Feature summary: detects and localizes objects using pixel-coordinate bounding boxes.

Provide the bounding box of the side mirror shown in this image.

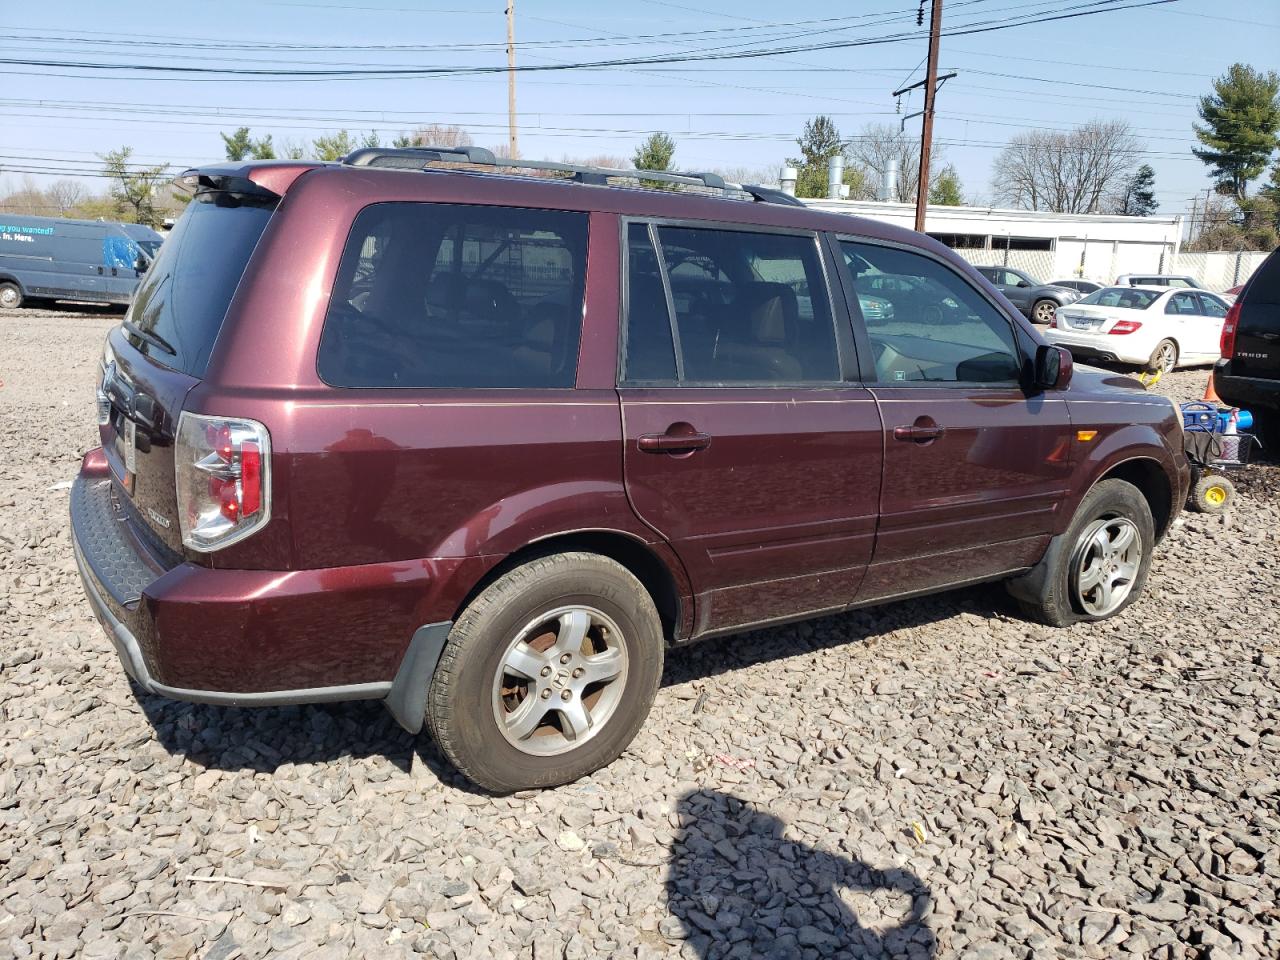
[1016,280,1031,288]
[134,255,149,274]
[1035,344,1073,390]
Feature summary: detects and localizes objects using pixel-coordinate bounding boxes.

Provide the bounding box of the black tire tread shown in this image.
[427,551,662,793]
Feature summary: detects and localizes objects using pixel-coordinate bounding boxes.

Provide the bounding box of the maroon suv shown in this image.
[72,147,1190,792]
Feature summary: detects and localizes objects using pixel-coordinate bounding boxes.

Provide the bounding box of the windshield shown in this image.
[1077,287,1161,310]
[137,239,163,259]
[125,192,275,377]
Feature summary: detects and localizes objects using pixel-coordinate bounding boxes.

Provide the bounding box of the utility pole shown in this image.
[915,0,942,232]
[506,0,518,158]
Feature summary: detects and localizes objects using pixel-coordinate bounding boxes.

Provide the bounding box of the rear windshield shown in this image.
[317,202,588,388]
[125,193,275,377]
[1077,287,1161,310]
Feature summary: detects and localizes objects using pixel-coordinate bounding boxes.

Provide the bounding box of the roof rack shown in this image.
[341,146,803,207]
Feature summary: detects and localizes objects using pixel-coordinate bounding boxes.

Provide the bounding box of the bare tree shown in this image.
[397,124,474,149]
[992,120,1140,214]
[46,180,88,216]
[845,123,937,202]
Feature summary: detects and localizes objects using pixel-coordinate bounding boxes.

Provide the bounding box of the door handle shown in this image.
[893,424,945,443]
[638,431,711,453]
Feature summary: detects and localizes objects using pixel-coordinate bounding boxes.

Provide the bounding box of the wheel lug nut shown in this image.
[572,668,584,679]
[540,689,551,699]
[540,666,552,677]
[560,690,572,701]
[560,653,572,664]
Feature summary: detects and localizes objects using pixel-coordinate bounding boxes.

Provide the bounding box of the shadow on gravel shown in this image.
[661,582,1011,689]
[130,584,1009,790]
[667,789,935,960]
[131,689,487,792]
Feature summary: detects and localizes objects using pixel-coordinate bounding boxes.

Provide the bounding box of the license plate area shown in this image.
[111,412,137,493]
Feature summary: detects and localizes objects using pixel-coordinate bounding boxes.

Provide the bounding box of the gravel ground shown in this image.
[2,307,1278,960]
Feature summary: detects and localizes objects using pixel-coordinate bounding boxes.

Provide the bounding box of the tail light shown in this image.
[1220,300,1240,357]
[175,412,272,551]
[1111,320,1142,335]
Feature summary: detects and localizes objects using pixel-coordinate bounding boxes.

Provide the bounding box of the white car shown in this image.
[1045,285,1230,372]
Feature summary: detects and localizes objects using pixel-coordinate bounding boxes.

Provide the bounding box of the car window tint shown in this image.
[841,241,1022,385]
[622,223,677,382]
[318,202,587,388]
[652,226,839,384]
[1198,294,1227,318]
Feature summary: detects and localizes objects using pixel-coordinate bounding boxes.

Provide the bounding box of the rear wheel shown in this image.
[0,282,22,310]
[1031,299,1058,324]
[1191,474,1234,513]
[1008,478,1155,627]
[1148,339,1178,373]
[427,552,664,793]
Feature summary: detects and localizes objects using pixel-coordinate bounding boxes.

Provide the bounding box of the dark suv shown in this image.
[1215,247,1280,448]
[72,148,1189,792]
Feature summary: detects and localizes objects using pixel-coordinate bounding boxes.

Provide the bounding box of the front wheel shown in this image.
[1148,338,1178,373]
[427,552,664,793]
[1031,299,1058,324]
[1007,478,1155,627]
[0,282,22,310]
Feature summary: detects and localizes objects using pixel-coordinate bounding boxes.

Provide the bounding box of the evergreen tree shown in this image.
[1115,164,1158,216]
[1193,63,1280,200]
[928,164,964,206]
[312,130,357,162]
[633,133,676,171]
[220,127,254,161]
[787,116,845,199]
[250,134,276,160]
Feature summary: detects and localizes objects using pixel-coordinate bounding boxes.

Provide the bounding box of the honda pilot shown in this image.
[73,148,1190,792]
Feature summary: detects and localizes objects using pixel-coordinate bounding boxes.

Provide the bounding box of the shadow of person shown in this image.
[666,789,936,960]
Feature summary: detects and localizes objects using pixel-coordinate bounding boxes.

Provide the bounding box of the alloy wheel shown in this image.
[491,605,628,757]
[1033,300,1057,324]
[1070,516,1142,616]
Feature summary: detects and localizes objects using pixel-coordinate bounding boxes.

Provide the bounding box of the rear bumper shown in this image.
[70,453,464,731]
[1214,361,1280,412]
[1043,331,1142,365]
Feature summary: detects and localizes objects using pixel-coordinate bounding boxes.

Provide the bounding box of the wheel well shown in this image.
[453,532,683,644]
[1097,458,1174,540]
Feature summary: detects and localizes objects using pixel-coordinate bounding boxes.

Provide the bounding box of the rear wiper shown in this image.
[123,318,176,356]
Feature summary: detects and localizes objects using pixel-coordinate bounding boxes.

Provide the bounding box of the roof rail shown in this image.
[339,146,797,206]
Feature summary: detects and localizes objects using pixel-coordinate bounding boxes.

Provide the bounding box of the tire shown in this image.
[1007,478,1155,627]
[1190,474,1234,514]
[1031,299,1058,325]
[1148,339,1178,373]
[427,551,664,793]
[1252,410,1280,457]
[0,282,22,310]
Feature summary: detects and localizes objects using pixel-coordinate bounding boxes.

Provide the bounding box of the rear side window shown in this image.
[318,203,587,389]
[841,240,1021,385]
[620,223,839,384]
[127,193,275,377]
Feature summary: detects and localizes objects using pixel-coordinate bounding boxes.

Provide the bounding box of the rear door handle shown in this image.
[893,424,945,443]
[638,432,711,453]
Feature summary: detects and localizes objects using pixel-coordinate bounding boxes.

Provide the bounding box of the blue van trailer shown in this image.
[0,216,165,310]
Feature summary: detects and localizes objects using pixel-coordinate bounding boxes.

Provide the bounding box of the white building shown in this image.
[803,198,1185,286]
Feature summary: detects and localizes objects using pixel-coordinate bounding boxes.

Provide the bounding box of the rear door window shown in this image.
[126,194,275,377]
[1166,292,1199,315]
[841,240,1022,385]
[619,224,839,385]
[318,203,588,388]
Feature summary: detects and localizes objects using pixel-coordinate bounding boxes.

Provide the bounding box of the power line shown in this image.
[0,0,1181,81]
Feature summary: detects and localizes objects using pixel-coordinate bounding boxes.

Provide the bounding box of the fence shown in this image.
[950,246,1268,293]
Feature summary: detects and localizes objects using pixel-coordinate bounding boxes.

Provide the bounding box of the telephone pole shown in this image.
[915,0,942,232]
[506,0,518,158]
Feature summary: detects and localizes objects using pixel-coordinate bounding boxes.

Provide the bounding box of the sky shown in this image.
[2,0,1278,223]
